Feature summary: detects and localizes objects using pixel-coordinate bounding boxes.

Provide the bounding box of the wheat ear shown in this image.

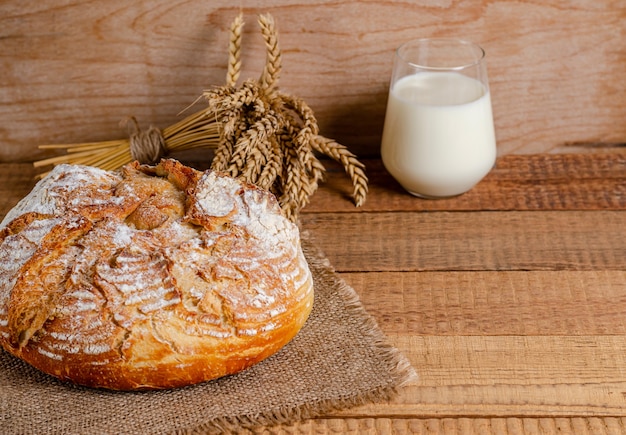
[258,13,281,93]
[279,143,305,221]
[226,13,244,87]
[312,135,369,207]
[256,137,283,191]
[227,114,279,176]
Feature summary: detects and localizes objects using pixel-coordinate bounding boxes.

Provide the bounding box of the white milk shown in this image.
[381,72,496,197]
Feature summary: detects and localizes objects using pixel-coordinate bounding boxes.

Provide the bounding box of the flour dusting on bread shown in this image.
[0,159,313,390]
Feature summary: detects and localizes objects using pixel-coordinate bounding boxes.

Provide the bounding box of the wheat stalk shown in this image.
[280,143,305,221]
[258,13,281,94]
[256,137,283,190]
[311,135,369,207]
[226,13,244,87]
[34,108,220,178]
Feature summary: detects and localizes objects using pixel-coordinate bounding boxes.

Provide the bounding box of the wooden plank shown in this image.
[3,165,625,274]
[1,1,625,162]
[301,211,626,272]
[304,153,626,213]
[258,417,626,434]
[2,151,625,219]
[342,271,626,336]
[329,335,626,418]
[288,417,626,434]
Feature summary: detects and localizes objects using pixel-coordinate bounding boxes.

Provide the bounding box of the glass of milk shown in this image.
[381,38,496,198]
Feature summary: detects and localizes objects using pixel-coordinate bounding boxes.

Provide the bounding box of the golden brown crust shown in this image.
[0,159,313,390]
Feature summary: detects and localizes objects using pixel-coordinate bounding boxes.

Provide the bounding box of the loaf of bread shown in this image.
[0,159,314,390]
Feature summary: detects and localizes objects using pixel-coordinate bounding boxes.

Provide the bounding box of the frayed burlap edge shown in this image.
[184,231,417,434]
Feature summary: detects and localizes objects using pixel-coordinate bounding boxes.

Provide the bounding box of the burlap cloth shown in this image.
[0,232,416,434]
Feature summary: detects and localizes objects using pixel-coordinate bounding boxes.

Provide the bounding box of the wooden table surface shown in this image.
[1,150,625,434]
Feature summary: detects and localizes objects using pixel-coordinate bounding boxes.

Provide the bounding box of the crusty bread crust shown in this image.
[0,159,313,390]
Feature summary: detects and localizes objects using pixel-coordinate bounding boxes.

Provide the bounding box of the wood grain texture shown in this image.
[1,0,625,163]
[343,271,626,336]
[332,335,626,417]
[306,153,626,212]
[257,417,626,434]
[301,211,626,272]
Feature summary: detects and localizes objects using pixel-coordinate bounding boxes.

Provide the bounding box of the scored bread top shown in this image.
[0,159,313,390]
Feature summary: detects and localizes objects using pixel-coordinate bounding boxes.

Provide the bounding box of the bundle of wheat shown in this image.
[35,111,219,173]
[33,13,367,221]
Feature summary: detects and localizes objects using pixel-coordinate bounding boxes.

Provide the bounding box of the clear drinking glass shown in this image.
[381,38,496,198]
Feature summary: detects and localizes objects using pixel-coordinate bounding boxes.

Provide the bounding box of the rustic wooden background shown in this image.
[1,0,625,163]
